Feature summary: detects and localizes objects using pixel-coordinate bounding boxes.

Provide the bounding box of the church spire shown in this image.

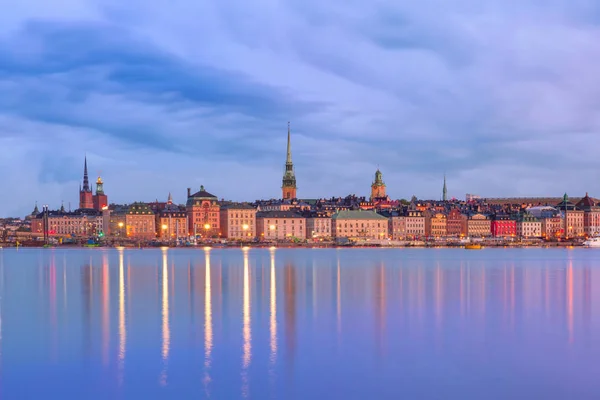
[282,121,297,200]
[442,173,448,201]
[82,155,90,192]
[167,192,173,204]
[286,121,293,165]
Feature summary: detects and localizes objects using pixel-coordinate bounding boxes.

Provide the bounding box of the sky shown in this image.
[1,0,600,217]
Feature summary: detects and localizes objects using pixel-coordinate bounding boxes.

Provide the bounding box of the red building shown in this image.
[79,156,108,211]
[491,214,517,237]
[446,208,463,237]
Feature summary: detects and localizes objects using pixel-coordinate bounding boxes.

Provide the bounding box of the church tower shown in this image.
[79,156,94,209]
[370,169,386,200]
[282,122,297,199]
[442,174,448,201]
[93,175,108,210]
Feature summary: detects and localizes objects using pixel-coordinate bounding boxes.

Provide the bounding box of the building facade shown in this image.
[220,203,257,240]
[331,210,388,240]
[186,186,220,238]
[405,209,426,239]
[78,156,108,211]
[541,216,563,239]
[157,194,188,239]
[31,209,104,237]
[124,203,156,239]
[491,214,517,237]
[461,213,491,237]
[257,211,305,240]
[424,211,447,238]
[446,208,463,237]
[556,194,585,238]
[576,193,600,237]
[305,212,332,239]
[516,213,542,238]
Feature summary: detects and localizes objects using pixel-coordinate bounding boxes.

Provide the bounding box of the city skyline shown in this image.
[2,1,600,217]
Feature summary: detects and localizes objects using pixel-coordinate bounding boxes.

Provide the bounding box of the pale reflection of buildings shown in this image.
[203,248,213,393]
[241,249,252,398]
[270,249,277,365]
[160,248,170,386]
[101,253,110,366]
[284,261,296,365]
[118,249,126,386]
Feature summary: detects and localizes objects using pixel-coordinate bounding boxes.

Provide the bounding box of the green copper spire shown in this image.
[443,174,448,201]
[282,122,296,190]
[286,121,293,165]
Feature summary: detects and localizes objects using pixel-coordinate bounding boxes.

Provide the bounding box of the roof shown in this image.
[332,210,388,220]
[221,203,257,210]
[576,193,598,210]
[189,185,217,199]
[256,211,304,219]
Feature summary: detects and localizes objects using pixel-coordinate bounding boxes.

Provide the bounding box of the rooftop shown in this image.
[332,210,388,220]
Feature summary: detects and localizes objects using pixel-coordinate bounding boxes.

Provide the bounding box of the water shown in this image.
[0,247,599,399]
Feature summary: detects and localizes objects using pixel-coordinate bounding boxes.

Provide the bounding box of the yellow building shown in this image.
[331,210,388,240]
[424,211,447,238]
[220,203,257,240]
[257,211,305,240]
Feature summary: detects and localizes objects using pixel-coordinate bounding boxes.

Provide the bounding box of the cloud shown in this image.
[1,0,600,216]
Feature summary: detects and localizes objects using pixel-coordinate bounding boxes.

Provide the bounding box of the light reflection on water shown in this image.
[0,248,599,399]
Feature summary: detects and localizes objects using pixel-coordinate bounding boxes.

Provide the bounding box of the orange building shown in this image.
[424,211,447,238]
[186,185,220,238]
[370,169,386,200]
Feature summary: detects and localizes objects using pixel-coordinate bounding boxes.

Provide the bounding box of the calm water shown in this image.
[0,247,599,399]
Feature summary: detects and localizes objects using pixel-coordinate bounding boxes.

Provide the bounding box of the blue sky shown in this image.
[1,0,600,217]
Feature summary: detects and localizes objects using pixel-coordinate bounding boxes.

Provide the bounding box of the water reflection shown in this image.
[203,248,212,394]
[241,249,251,398]
[160,248,170,386]
[1,249,599,399]
[118,249,126,386]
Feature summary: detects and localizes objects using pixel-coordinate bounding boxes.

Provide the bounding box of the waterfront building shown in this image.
[491,213,517,237]
[281,123,297,200]
[424,211,447,238]
[576,193,600,237]
[541,216,563,239]
[405,209,426,239]
[125,203,156,239]
[257,211,305,240]
[556,194,585,238]
[186,185,220,238]
[446,208,463,237]
[379,210,406,240]
[331,210,388,240]
[31,208,104,237]
[516,213,542,238]
[156,193,188,239]
[461,213,491,237]
[304,212,332,240]
[220,203,257,240]
[370,169,386,200]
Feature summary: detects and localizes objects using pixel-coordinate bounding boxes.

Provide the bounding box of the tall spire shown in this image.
[282,121,297,200]
[286,121,293,165]
[82,155,90,192]
[442,173,448,201]
[167,192,173,204]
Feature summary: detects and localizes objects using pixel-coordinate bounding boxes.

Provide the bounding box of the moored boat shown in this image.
[465,243,482,250]
[583,237,600,248]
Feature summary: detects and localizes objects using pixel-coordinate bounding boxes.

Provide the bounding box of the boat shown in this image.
[583,237,600,248]
[465,243,482,250]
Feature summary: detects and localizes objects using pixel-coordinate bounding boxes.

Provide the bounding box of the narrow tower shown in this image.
[442,174,448,201]
[93,175,108,210]
[282,122,297,199]
[79,156,94,209]
[370,169,386,200]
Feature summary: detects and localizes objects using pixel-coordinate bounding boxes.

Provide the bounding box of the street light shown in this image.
[118,221,124,237]
[161,224,168,239]
[242,224,249,237]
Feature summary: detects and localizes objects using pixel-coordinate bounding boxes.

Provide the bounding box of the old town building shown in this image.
[31,208,104,237]
[124,203,156,239]
[186,185,220,238]
[156,193,188,239]
[556,194,585,238]
[380,210,406,240]
[405,209,426,239]
[281,123,297,200]
[576,193,600,237]
[491,213,517,237]
[461,213,491,237]
[257,211,305,240]
[331,210,388,240]
[446,208,463,237]
[305,212,332,239]
[516,213,542,238]
[220,203,257,240]
[424,211,447,238]
[541,216,563,239]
